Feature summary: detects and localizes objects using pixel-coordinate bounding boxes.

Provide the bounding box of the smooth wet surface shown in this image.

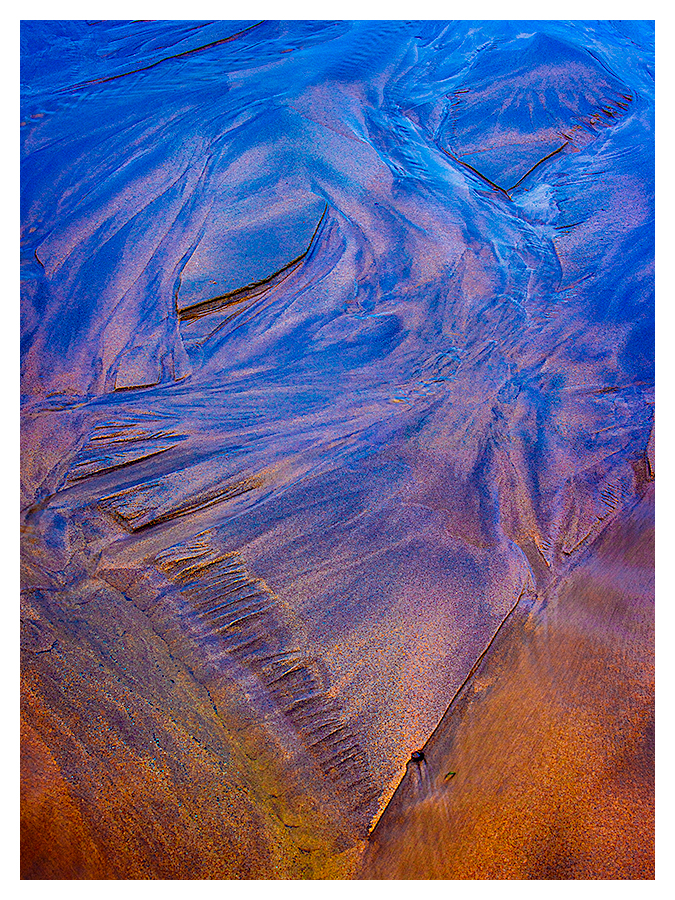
[21,20,654,879]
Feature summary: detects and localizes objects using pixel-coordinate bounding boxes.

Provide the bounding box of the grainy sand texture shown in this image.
[21,20,654,880]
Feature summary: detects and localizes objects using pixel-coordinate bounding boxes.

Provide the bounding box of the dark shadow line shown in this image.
[508,142,570,192]
[366,586,526,839]
[67,447,172,483]
[440,146,512,201]
[432,586,527,732]
[178,204,329,323]
[60,21,265,92]
[179,257,304,323]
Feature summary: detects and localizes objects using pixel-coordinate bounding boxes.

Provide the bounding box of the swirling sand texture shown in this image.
[20,20,654,879]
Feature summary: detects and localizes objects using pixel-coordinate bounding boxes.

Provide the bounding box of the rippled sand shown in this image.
[21,20,654,879]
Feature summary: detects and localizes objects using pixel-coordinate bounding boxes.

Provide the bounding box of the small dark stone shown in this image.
[411,750,425,761]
